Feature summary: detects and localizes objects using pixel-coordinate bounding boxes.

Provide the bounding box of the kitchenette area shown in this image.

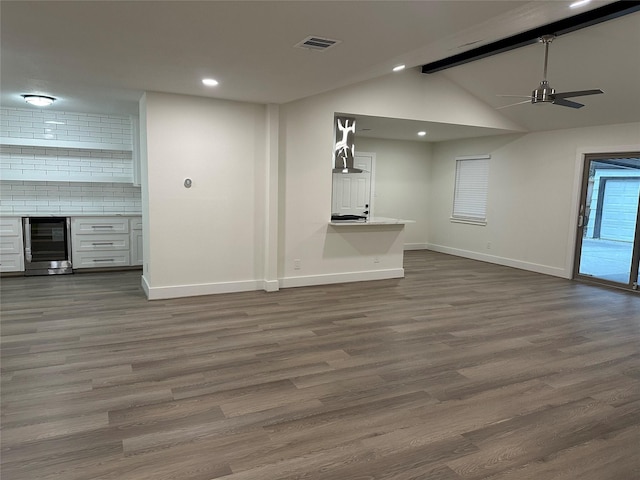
[0,106,142,276]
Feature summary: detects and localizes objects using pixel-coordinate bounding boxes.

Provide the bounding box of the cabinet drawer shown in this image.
[73,251,131,269]
[130,217,142,230]
[0,236,23,255]
[0,253,24,272]
[72,217,129,234]
[0,218,22,236]
[73,234,130,252]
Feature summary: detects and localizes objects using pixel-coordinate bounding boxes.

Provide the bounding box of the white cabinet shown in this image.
[0,217,24,273]
[130,217,143,266]
[71,217,131,269]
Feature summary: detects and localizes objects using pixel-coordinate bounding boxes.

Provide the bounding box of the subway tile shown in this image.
[65,119,89,127]
[20,127,46,134]
[13,121,34,128]
[0,146,22,154]
[64,206,84,213]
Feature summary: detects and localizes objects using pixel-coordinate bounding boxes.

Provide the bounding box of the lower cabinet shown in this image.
[130,217,143,266]
[0,217,24,273]
[71,216,141,270]
[0,215,142,273]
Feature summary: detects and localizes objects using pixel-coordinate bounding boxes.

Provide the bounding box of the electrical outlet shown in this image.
[294,259,301,270]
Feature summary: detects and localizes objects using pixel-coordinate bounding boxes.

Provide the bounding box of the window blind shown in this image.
[452,155,490,223]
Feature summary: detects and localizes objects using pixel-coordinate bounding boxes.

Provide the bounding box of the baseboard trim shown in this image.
[145,279,262,300]
[141,274,150,298]
[262,279,280,292]
[141,270,402,299]
[404,243,429,251]
[426,244,569,278]
[279,268,404,289]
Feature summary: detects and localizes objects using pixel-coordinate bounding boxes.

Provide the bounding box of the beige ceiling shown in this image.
[1,1,638,141]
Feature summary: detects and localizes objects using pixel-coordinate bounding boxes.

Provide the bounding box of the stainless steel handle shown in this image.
[23,218,32,262]
[93,258,115,262]
[91,225,114,229]
[92,242,114,246]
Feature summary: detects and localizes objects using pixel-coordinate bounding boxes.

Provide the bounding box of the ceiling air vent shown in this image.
[295,36,341,51]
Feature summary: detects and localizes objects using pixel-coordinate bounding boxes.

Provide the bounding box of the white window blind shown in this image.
[452,155,490,224]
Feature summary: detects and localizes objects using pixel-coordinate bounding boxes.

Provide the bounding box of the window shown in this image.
[451,154,490,225]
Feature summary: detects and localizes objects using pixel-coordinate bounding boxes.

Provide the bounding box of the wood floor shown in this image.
[1,250,639,480]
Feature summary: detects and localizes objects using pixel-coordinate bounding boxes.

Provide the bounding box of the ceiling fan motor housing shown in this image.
[532,80,555,104]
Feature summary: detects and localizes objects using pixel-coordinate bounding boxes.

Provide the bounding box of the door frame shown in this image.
[571,149,640,291]
[355,151,377,217]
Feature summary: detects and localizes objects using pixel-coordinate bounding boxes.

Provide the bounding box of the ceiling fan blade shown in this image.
[553,98,584,109]
[554,89,604,99]
[497,94,531,98]
[497,99,532,109]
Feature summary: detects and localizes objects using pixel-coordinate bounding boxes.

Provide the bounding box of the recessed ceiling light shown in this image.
[392,64,406,72]
[22,94,56,107]
[569,0,590,8]
[202,78,219,87]
[417,131,427,136]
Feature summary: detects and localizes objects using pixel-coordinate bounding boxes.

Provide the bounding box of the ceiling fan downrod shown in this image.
[532,35,557,104]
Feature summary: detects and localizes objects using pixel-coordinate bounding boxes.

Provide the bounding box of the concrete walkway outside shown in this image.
[578,238,637,284]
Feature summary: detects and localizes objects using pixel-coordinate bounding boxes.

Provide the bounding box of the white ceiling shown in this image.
[1,1,638,141]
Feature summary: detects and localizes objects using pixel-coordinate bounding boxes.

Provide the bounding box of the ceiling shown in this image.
[1,1,639,142]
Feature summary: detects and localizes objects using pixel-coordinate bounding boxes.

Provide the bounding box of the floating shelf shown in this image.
[0,169,134,184]
[0,137,132,152]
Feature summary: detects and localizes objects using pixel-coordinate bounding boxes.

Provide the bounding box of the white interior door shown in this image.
[331,153,374,217]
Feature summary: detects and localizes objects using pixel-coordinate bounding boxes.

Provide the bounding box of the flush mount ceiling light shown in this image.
[202,78,219,87]
[392,64,406,72]
[22,94,56,107]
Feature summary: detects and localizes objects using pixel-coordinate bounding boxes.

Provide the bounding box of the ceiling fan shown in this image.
[498,35,603,109]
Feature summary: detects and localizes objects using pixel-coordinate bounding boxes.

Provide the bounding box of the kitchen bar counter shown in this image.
[329,216,414,226]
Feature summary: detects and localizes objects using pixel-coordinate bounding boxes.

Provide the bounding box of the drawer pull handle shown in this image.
[93,258,115,262]
[92,242,114,246]
[91,225,114,229]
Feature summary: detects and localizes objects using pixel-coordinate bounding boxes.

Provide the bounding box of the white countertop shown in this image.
[3,213,141,218]
[329,216,414,226]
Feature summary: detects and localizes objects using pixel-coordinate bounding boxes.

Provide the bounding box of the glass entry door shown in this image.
[574,154,640,290]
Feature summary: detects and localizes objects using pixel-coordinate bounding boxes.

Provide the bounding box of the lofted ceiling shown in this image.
[1,1,638,141]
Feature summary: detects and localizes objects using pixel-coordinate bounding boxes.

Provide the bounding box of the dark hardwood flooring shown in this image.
[1,250,639,480]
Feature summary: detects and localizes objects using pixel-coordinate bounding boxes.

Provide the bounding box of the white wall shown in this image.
[140,92,268,299]
[279,69,522,286]
[428,122,640,278]
[356,137,431,249]
[137,71,637,299]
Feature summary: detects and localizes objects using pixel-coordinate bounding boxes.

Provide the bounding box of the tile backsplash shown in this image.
[1,145,133,181]
[0,181,141,215]
[1,107,140,215]
[0,107,132,146]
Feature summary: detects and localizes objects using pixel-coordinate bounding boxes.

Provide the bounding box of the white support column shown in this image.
[263,104,280,292]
